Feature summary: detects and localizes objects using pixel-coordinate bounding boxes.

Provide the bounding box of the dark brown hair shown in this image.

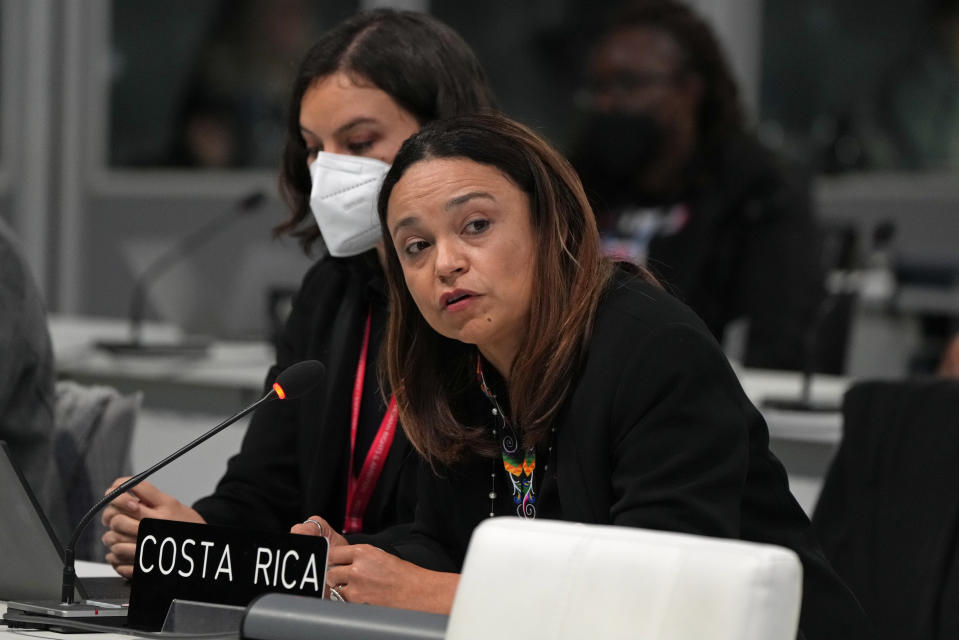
[275,9,498,253]
[377,113,636,466]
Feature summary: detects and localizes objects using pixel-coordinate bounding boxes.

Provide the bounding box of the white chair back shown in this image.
[447,518,802,640]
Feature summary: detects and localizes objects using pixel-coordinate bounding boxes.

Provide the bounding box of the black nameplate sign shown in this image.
[127,518,329,630]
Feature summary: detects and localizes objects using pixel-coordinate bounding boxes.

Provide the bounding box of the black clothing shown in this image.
[193,253,419,536]
[812,380,959,640]
[586,134,825,370]
[388,271,870,640]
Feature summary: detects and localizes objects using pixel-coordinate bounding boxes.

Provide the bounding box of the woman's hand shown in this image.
[290,515,348,547]
[326,544,459,614]
[290,515,350,599]
[99,478,206,579]
[290,516,459,612]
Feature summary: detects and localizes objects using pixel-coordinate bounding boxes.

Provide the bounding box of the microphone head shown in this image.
[239,190,267,212]
[272,360,325,400]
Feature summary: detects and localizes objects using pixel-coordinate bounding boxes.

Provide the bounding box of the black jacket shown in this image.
[193,254,419,536]
[389,271,870,640]
[610,135,826,370]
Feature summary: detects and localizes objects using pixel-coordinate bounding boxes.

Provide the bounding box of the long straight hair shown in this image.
[377,114,634,466]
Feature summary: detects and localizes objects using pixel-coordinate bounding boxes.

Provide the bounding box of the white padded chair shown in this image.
[447,518,802,640]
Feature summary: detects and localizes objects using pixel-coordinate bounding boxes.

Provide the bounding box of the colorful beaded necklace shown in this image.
[476,356,537,519]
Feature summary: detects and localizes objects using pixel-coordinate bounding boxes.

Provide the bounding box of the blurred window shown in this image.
[108,0,357,168]
[109,0,959,177]
[760,0,959,174]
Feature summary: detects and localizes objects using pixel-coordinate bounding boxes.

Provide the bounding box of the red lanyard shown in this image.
[344,309,398,534]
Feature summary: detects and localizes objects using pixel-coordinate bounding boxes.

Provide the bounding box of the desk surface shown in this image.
[50,315,271,413]
[50,315,270,392]
[736,367,847,444]
[0,620,123,640]
[1,563,128,639]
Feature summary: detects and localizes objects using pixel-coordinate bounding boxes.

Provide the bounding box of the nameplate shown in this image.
[127,518,329,630]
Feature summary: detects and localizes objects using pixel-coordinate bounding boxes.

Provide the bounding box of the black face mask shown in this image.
[570,111,665,210]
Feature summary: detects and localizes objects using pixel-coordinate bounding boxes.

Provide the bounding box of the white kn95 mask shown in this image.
[308,151,390,257]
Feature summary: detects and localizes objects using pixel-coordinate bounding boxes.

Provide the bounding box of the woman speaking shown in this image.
[295,114,871,638]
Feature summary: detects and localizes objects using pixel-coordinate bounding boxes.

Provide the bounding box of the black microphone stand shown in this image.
[762,292,844,413]
[98,191,265,355]
[3,359,323,623]
[61,388,277,604]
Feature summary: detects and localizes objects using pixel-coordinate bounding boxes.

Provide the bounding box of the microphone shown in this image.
[54,359,325,607]
[96,190,267,355]
[761,292,845,413]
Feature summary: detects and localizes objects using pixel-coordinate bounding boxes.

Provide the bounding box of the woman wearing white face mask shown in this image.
[99,8,497,579]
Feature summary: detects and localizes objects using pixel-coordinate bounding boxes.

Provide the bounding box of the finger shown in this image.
[104,553,135,579]
[101,504,121,527]
[105,476,133,494]
[102,483,141,513]
[325,565,351,588]
[327,529,349,547]
[102,491,142,518]
[328,544,357,566]
[101,505,124,529]
[107,541,138,565]
[101,528,137,548]
[125,480,168,508]
[291,524,322,536]
[104,512,142,538]
[291,516,330,537]
[129,500,175,522]
[290,523,323,536]
[336,583,354,603]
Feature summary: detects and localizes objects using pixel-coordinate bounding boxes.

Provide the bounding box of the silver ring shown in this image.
[329,585,346,602]
[303,519,324,535]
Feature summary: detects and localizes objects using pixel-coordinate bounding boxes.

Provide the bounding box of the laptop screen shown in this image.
[0,440,80,601]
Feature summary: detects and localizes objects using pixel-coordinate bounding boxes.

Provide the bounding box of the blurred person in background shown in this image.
[100,8,497,578]
[170,0,319,167]
[0,217,57,505]
[570,0,826,370]
[862,0,959,170]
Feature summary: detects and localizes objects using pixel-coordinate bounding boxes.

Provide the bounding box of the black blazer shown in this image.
[193,254,419,536]
[647,134,825,370]
[389,271,871,640]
